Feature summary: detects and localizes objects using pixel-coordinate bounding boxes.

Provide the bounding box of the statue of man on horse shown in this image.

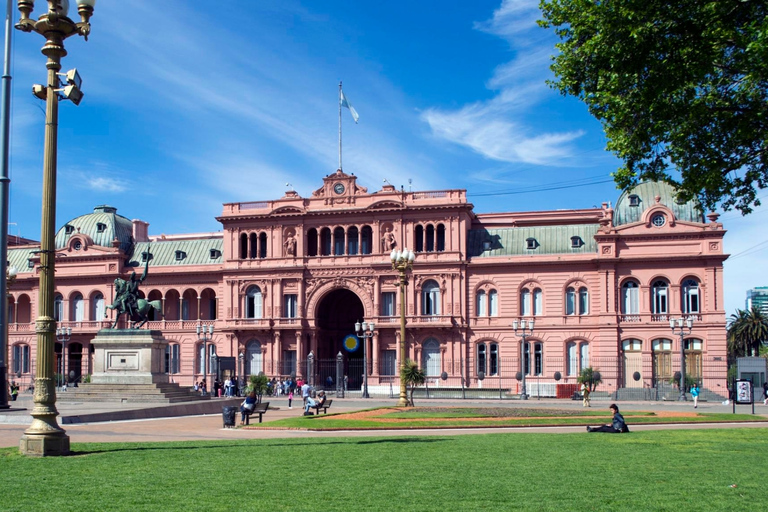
[105,246,162,328]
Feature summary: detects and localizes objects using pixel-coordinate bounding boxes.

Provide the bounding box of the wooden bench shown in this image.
[243,401,269,425]
[311,399,333,415]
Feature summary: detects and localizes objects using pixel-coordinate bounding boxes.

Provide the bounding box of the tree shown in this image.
[247,373,269,403]
[539,1,768,214]
[727,306,768,358]
[400,359,426,407]
[577,367,602,393]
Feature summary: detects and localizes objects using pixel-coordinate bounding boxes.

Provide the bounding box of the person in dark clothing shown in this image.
[587,404,629,433]
[240,391,257,423]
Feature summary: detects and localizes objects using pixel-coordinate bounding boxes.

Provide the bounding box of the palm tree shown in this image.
[401,359,425,407]
[727,306,768,357]
[577,367,602,392]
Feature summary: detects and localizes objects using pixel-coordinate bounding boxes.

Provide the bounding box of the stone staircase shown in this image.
[57,382,210,404]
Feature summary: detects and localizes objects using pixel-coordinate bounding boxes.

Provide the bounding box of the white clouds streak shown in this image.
[422,0,582,166]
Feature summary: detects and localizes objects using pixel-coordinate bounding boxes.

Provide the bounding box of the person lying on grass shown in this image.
[587,403,629,433]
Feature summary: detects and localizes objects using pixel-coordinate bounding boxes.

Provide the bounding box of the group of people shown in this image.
[194,377,243,397]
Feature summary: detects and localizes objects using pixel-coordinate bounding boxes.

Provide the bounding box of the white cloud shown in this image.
[86,176,129,193]
[422,0,581,167]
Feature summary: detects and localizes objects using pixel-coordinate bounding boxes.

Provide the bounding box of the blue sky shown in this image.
[5,0,765,315]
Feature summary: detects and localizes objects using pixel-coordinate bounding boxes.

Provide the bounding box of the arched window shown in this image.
[414,225,424,252]
[249,233,258,259]
[347,226,359,255]
[566,341,589,375]
[240,233,248,259]
[520,289,531,316]
[245,286,263,319]
[333,227,345,256]
[652,339,673,382]
[422,280,441,316]
[477,342,500,377]
[422,338,441,376]
[71,293,84,322]
[320,228,332,256]
[489,290,498,317]
[578,287,589,315]
[197,343,216,374]
[565,287,576,315]
[436,224,445,251]
[682,279,700,314]
[476,290,486,316]
[621,281,640,315]
[12,344,30,374]
[92,292,105,321]
[54,294,63,322]
[360,225,373,255]
[651,280,669,315]
[246,340,263,376]
[307,228,318,256]
[166,343,181,374]
[259,232,267,258]
[426,224,435,252]
[533,288,543,316]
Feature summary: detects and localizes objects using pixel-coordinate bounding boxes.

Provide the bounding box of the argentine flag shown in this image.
[340,90,360,123]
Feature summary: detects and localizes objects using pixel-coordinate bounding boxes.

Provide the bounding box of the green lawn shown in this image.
[1,429,767,511]
[261,407,761,429]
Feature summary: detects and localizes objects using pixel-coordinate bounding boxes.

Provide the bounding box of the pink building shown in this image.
[6,171,728,398]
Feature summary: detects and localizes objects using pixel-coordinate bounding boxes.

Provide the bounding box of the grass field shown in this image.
[1,429,767,511]
[256,406,763,430]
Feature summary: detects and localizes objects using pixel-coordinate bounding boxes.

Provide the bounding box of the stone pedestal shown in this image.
[91,329,169,385]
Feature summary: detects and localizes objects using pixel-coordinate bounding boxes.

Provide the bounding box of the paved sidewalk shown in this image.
[2,396,766,448]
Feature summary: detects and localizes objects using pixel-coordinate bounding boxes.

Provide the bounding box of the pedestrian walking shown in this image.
[288,389,293,409]
[690,383,700,408]
[581,382,591,407]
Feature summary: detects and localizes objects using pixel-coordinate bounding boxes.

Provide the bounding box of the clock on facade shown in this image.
[333,183,345,195]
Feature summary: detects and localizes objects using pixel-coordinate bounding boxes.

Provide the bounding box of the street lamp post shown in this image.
[512,318,534,400]
[55,327,70,390]
[0,265,17,409]
[196,324,214,396]
[670,316,693,401]
[355,320,374,399]
[391,247,415,407]
[16,0,97,456]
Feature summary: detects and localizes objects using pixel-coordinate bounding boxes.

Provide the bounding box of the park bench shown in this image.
[243,401,270,425]
[311,399,333,415]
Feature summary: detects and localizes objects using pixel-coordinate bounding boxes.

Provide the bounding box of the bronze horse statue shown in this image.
[105,247,163,328]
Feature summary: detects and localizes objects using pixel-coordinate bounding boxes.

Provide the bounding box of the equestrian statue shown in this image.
[105,246,163,329]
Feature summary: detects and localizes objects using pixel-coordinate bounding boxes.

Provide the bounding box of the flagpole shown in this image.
[338,81,342,170]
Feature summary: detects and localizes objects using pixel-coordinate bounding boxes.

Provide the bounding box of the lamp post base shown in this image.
[520,393,529,400]
[19,428,70,457]
[396,397,410,407]
[678,393,687,401]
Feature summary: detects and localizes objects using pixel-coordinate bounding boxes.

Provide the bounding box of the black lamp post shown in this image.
[196,324,214,396]
[512,318,534,400]
[355,320,374,399]
[670,317,693,401]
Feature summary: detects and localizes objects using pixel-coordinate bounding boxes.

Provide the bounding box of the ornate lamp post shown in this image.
[55,327,71,389]
[670,316,693,401]
[16,0,97,456]
[512,318,534,400]
[196,324,214,396]
[355,320,374,399]
[391,247,415,406]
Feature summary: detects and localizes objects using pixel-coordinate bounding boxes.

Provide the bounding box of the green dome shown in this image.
[55,205,134,253]
[613,182,704,226]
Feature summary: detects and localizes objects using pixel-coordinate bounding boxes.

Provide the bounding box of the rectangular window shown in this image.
[381,292,396,317]
[566,289,576,315]
[489,291,498,317]
[521,290,530,316]
[282,350,297,375]
[533,289,543,316]
[12,345,20,374]
[166,344,181,374]
[381,350,396,376]
[579,288,589,315]
[490,343,498,376]
[534,343,543,376]
[476,291,486,316]
[283,294,298,318]
[181,299,189,320]
[477,344,486,375]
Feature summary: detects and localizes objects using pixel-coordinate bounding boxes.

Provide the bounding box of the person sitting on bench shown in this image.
[240,391,257,423]
[587,404,629,433]
[304,390,326,414]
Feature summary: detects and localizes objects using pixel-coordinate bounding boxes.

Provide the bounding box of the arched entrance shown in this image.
[315,288,365,389]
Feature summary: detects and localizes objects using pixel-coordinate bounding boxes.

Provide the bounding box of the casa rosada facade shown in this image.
[6,171,729,398]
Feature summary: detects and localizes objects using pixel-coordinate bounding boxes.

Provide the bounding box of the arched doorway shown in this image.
[315,288,364,389]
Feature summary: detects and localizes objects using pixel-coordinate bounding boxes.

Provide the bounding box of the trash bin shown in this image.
[222,406,237,428]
